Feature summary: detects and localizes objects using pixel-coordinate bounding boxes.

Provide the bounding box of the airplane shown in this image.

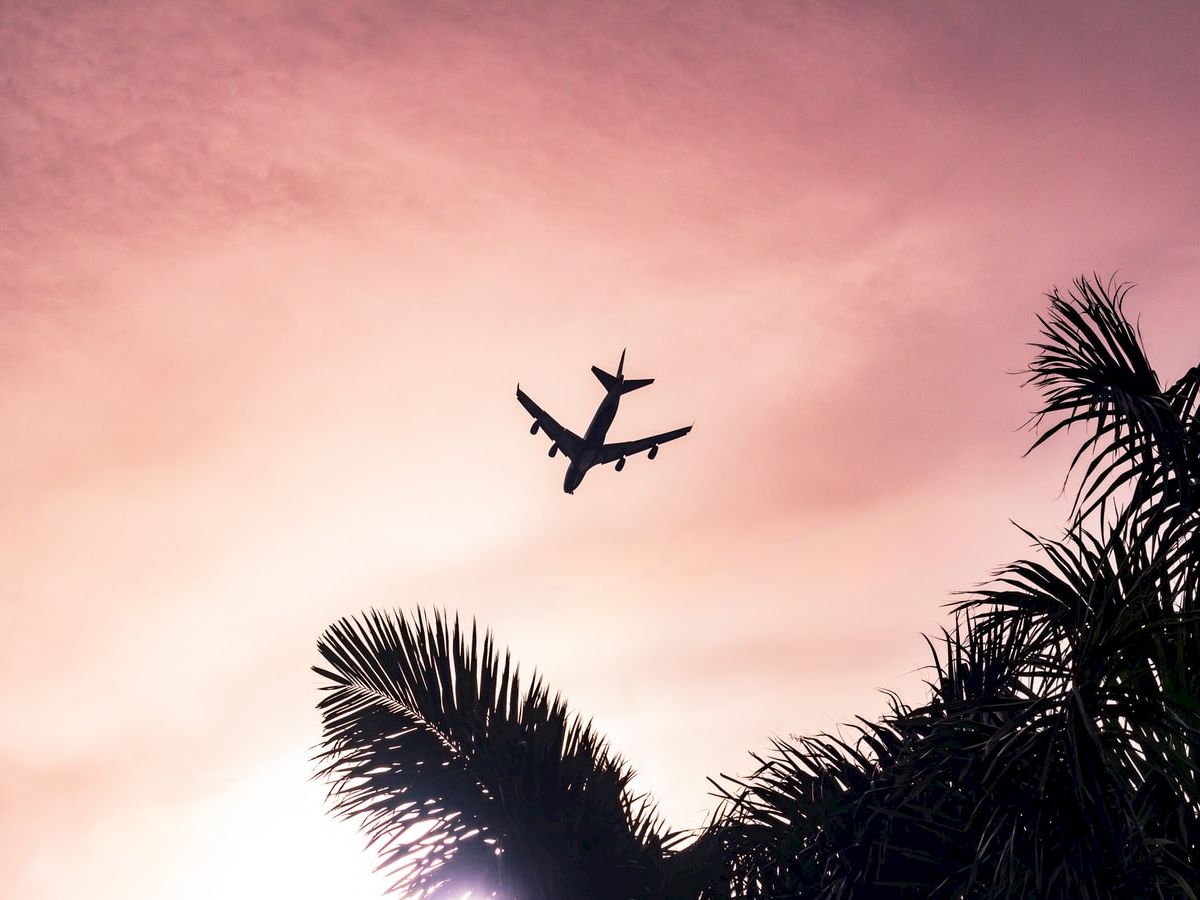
[516,350,692,494]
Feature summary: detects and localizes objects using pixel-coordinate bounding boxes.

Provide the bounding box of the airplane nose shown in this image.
[564,466,582,493]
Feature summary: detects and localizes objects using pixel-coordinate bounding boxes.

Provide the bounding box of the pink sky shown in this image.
[5,2,1200,897]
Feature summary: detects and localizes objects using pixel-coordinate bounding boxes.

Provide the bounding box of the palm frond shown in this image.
[1023,275,1195,525]
[953,521,1200,896]
[314,609,669,899]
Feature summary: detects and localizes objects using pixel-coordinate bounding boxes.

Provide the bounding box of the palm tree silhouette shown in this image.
[314,610,697,898]
[314,276,1199,898]
[707,278,1200,898]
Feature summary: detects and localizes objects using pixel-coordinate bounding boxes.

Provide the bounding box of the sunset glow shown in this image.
[6,2,1200,897]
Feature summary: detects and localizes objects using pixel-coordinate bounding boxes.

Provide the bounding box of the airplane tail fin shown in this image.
[593,350,652,393]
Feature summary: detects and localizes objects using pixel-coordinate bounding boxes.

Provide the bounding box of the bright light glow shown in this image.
[165,751,391,900]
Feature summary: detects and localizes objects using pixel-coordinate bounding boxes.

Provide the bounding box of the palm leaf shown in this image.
[314,609,669,899]
[1023,275,1195,525]
[954,519,1200,896]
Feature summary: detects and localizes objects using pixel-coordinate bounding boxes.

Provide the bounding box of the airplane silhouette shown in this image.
[516,350,692,494]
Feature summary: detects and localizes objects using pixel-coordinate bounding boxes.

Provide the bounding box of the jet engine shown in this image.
[548,444,558,457]
[648,445,659,460]
[615,457,626,472]
[530,422,540,435]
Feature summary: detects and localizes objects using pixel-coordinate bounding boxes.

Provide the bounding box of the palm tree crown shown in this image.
[315,609,678,898]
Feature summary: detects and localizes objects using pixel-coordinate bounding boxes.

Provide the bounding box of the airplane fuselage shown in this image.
[583,389,621,443]
[563,388,621,493]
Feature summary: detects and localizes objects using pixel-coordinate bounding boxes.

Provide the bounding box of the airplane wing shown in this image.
[516,386,583,458]
[597,425,692,465]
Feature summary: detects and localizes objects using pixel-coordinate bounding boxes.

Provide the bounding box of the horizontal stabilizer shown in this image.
[592,365,619,392]
[620,377,654,393]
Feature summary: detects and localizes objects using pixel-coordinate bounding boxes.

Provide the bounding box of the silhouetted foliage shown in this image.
[315,275,1199,898]
[314,610,680,898]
